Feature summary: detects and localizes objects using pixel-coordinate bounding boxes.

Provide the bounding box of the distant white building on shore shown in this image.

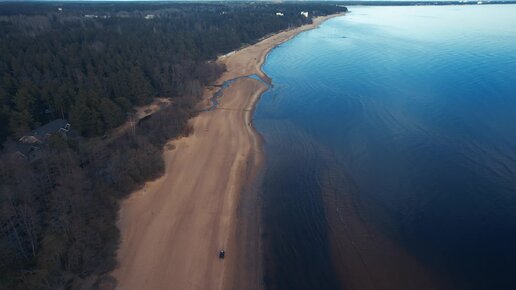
[300,11,309,18]
[145,14,156,20]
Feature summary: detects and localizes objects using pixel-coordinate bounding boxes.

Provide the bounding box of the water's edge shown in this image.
[253,16,347,290]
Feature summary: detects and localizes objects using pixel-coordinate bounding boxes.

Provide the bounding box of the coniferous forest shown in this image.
[0,2,347,290]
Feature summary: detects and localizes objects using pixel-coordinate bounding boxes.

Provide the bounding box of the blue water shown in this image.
[255,5,516,290]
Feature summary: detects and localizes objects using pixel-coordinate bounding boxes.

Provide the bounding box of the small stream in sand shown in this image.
[203,74,270,112]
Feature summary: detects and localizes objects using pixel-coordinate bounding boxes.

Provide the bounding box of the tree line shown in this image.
[0,2,347,290]
[0,2,344,141]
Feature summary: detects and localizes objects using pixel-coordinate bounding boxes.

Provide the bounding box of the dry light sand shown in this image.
[112,15,340,290]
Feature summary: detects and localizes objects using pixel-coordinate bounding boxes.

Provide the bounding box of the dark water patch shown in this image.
[318,147,452,290]
[260,121,341,290]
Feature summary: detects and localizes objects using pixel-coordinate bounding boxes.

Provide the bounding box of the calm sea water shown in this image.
[255,5,516,290]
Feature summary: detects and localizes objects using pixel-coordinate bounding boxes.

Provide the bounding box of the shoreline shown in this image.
[111,14,342,290]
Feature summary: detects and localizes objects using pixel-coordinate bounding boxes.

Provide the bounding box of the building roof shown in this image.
[20,119,69,144]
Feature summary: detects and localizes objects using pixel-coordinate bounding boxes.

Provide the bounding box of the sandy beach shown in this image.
[112,14,340,290]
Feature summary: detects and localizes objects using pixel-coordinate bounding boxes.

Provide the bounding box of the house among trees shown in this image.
[19,119,70,144]
[13,119,71,161]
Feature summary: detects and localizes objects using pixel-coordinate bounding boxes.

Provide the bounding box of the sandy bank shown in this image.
[112,14,341,290]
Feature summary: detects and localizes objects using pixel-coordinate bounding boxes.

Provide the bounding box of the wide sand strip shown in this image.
[112,15,341,290]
